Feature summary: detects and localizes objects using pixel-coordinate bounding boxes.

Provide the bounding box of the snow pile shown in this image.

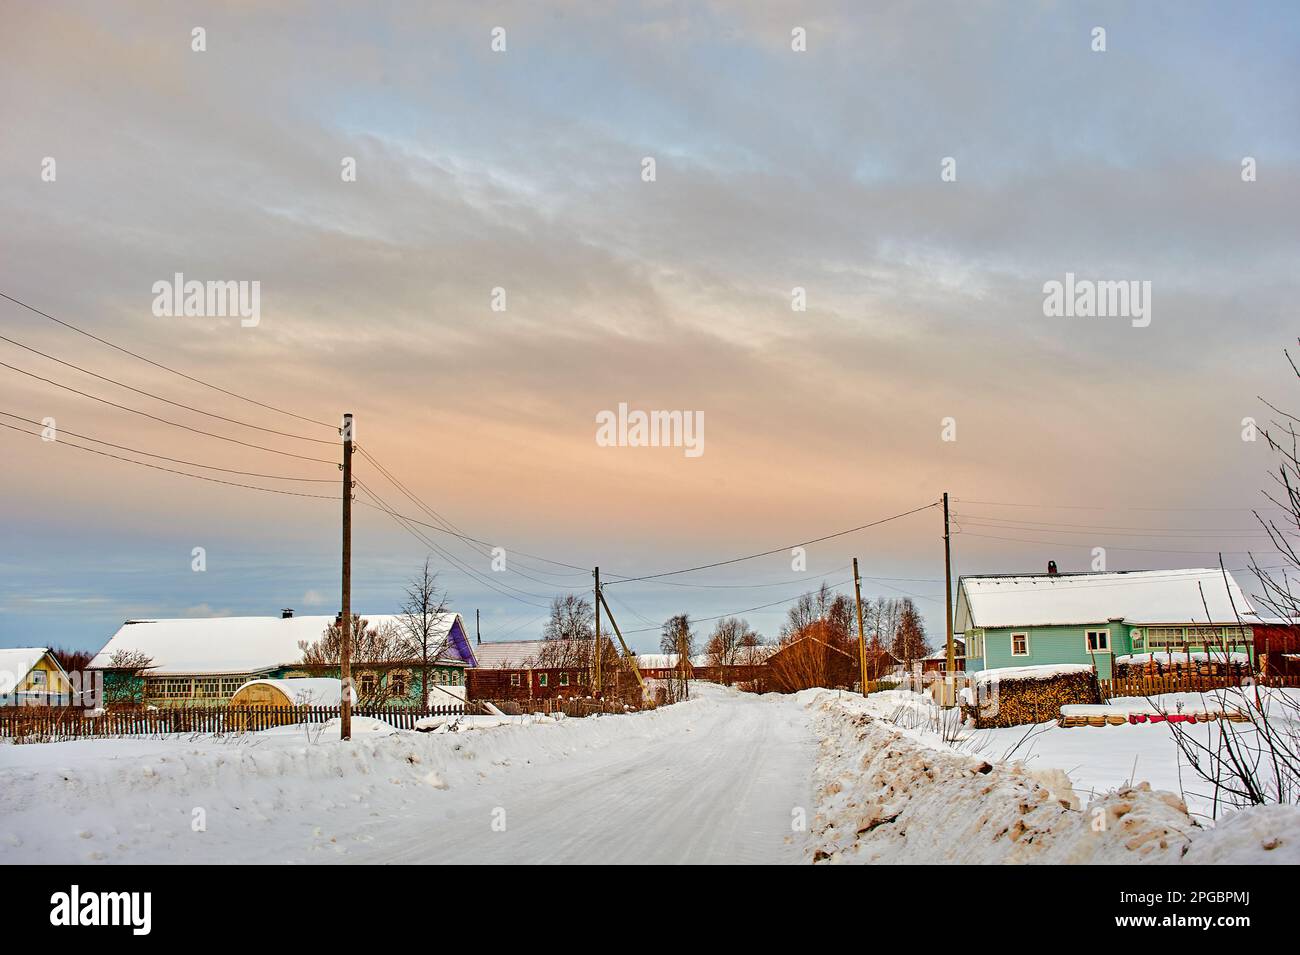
[969,663,1093,684]
[1115,651,1249,666]
[805,691,1300,864]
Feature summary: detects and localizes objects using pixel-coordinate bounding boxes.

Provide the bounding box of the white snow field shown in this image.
[3,683,1298,864]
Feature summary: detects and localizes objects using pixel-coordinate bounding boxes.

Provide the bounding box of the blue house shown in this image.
[956,568,1256,679]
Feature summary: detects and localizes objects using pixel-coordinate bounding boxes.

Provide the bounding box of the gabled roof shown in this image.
[955,569,1254,630]
[472,639,595,669]
[0,647,62,690]
[89,612,474,676]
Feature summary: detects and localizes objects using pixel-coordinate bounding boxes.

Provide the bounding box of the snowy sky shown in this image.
[2,1,1298,654]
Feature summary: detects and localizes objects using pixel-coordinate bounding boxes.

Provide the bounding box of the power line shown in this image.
[951,511,1263,535]
[617,577,859,635]
[958,530,1259,556]
[0,410,335,482]
[355,445,600,576]
[0,359,337,464]
[354,478,553,609]
[954,516,1272,540]
[605,500,940,585]
[0,289,335,429]
[0,332,334,444]
[954,497,1284,512]
[0,420,339,499]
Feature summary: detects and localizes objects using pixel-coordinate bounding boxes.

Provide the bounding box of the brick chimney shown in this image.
[1047,560,1059,576]
[281,608,294,619]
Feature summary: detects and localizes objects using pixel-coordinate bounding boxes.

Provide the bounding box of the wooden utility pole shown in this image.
[596,589,646,696]
[852,557,868,695]
[593,566,602,696]
[340,412,354,741]
[943,491,955,680]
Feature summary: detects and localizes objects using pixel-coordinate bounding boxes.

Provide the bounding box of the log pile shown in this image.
[961,666,1100,729]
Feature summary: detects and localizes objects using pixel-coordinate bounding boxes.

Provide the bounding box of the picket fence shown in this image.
[0,703,471,739]
[1098,672,1300,700]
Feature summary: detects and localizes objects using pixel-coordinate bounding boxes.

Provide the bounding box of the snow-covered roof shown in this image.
[921,638,965,661]
[89,612,472,675]
[634,653,685,669]
[233,678,356,706]
[0,647,57,691]
[956,569,1254,630]
[472,640,549,669]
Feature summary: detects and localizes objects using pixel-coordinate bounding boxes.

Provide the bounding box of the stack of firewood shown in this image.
[961,668,1100,729]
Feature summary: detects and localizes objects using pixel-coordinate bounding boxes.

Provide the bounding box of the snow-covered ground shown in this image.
[0,683,817,864]
[803,688,1300,864]
[3,683,1298,864]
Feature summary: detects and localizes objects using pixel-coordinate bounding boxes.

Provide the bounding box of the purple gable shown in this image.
[446,617,478,667]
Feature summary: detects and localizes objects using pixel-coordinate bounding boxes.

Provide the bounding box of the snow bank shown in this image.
[805,691,1300,864]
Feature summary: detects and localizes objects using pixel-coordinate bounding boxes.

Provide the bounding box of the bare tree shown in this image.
[660,613,696,701]
[399,558,451,707]
[104,648,154,707]
[1158,345,1300,811]
[299,615,410,705]
[544,593,594,642]
[705,616,757,667]
[890,598,929,669]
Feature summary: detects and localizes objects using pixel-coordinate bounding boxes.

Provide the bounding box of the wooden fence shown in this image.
[477,697,650,717]
[0,703,472,740]
[1099,672,1300,700]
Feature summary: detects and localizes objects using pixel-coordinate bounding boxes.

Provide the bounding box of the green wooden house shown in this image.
[956,568,1256,679]
[89,609,477,707]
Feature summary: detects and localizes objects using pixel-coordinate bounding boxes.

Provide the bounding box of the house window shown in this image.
[538,673,548,687]
[359,673,377,697]
[30,669,47,687]
[510,673,521,686]
[560,673,570,686]
[1085,630,1111,653]
[390,673,407,697]
[1011,632,1029,656]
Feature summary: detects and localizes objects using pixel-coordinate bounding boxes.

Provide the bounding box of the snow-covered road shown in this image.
[349,687,816,864]
[0,684,818,864]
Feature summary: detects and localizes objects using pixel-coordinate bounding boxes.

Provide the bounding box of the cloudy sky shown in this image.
[2,1,1298,655]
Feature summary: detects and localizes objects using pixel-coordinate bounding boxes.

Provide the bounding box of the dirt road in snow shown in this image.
[348,687,818,864]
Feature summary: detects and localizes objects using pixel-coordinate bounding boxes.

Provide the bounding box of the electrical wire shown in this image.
[0,420,339,499]
[605,500,940,585]
[0,410,335,482]
[0,359,337,464]
[0,289,335,429]
[0,332,334,443]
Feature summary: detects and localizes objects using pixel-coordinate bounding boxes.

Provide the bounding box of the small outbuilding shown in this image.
[230,678,355,708]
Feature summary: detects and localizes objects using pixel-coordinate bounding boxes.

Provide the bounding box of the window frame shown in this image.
[1085,629,1111,654]
[538,673,548,688]
[1010,632,1030,657]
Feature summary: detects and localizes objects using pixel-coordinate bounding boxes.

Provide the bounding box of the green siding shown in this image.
[971,623,1135,678]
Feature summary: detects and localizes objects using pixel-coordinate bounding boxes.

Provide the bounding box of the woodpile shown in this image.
[960,667,1100,729]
